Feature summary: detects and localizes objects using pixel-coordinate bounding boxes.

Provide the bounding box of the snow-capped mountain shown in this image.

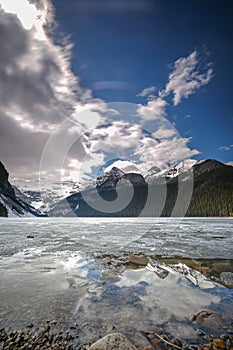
[50,159,233,217]
[144,159,201,183]
[12,178,95,212]
[96,167,146,189]
[96,167,125,188]
[226,161,233,167]
[12,160,202,212]
[2,158,233,218]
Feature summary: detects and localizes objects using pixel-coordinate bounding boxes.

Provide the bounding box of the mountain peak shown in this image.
[96,167,125,188]
[109,166,125,176]
[193,159,226,176]
[0,161,15,199]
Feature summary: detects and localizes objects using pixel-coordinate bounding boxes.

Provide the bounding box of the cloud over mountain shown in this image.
[0,1,213,186]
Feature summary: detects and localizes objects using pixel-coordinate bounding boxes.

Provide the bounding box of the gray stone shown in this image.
[88,333,137,350]
[220,272,233,287]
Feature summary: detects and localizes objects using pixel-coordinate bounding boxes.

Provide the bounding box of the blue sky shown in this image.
[0,0,232,184]
[53,0,233,162]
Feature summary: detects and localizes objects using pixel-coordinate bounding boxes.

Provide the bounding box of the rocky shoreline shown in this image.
[1,318,233,350]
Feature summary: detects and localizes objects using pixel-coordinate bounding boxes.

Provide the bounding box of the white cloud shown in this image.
[89,120,145,152]
[105,160,142,174]
[136,51,213,124]
[71,102,107,129]
[152,126,177,139]
[161,50,213,106]
[219,144,233,151]
[0,0,51,34]
[134,136,199,170]
[137,97,167,121]
[137,86,156,98]
[67,152,105,182]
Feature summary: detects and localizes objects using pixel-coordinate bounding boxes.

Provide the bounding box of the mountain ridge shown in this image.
[1,159,233,217]
[49,159,233,217]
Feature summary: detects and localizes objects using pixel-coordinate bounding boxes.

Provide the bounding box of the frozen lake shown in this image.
[0,217,233,259]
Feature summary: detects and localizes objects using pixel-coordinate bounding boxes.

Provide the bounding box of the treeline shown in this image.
[186,165,233,217]
[0,203,7,217]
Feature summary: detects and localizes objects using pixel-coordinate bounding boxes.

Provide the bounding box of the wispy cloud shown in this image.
[219,144,233,151]
[137,50,213,123]
[134,50,211,170]
[162,50,213,106]
[137,86,156,98]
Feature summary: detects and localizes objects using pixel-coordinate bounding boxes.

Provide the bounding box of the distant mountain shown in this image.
[2,159,233,217]
[0,161,46,217]
[12,178,94,212]
[226,161,233,167]
[49,168,147,217]
[144,159,199,183]
[193,159,224,176]
[50,160,233,217]
[96,167,125,188]
[143,166,161,183]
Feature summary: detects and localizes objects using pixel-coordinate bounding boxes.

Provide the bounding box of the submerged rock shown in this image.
[88,333,137,350]
[192,310,223,324]
[220,272,233,287]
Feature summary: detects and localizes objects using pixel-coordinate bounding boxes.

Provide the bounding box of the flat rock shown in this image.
[88,333,137,350]
[220,272,233,287]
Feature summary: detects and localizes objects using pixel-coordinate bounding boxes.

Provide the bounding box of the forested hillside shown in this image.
[50,160,233,217]
[186,160,233,216]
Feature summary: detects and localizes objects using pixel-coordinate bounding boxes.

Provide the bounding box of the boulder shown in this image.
[88,333,137,350]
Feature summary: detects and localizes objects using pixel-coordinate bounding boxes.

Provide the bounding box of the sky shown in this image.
[0,0,232,186]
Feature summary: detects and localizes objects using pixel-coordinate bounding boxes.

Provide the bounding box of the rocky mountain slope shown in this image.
[49,167,147,217]
[0,161,46,217]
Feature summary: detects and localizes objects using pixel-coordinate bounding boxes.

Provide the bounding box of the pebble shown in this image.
[0,326,77,349]
[1,322,233,350]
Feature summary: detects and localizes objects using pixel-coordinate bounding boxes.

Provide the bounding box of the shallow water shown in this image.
[0,218,232,346]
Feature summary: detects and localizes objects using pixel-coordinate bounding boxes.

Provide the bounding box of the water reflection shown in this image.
[0,252,232,346]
